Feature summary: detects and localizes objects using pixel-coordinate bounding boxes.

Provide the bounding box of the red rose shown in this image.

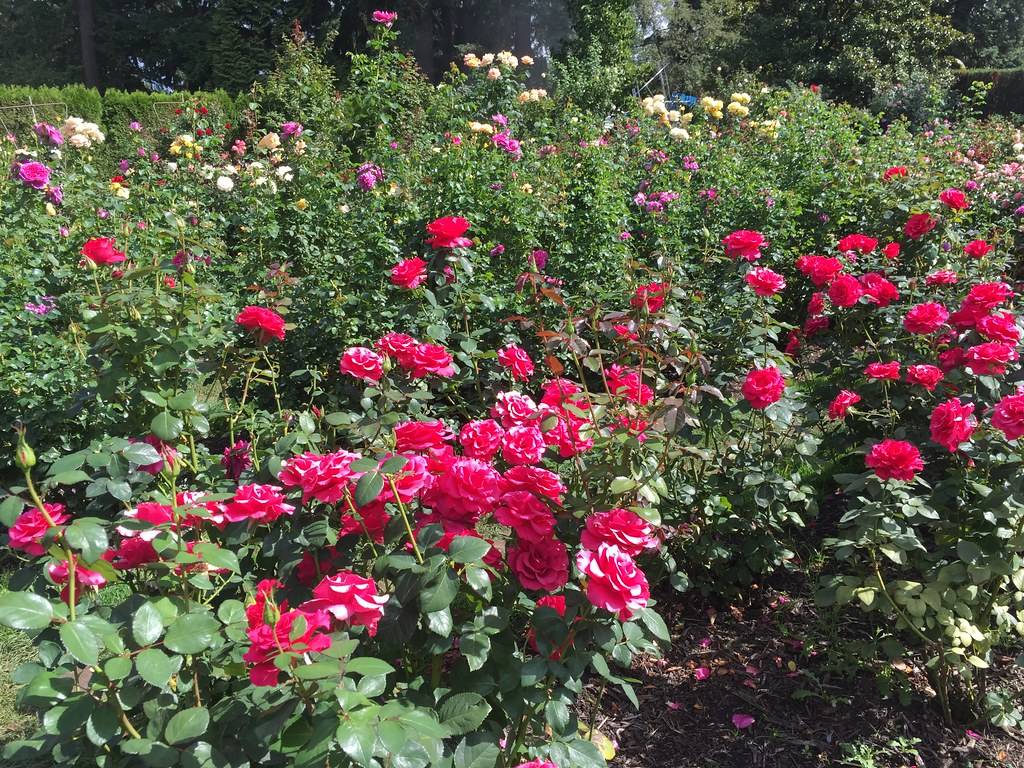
[930,398,976,452]
[837,234,877,254]
[906,364,944,391]
[860,273,899,307]
[581,508,658,557]
[865,361,901,380]
[631,281,668,311]
[992,392,1024,441]
[423,458,502,528]
[807,292,826,316]
[81,237,126,265]
[926,270,958,286]
[459,419,505,460]
[494,490,555,541]
[409,343,455,378]
[508,536,569,591]
[576,543,650,620]
[938,347,966,372]
[883,166,908,181]
[501,465,566,503]
[964,239,993,259]
[244,608,331,686]
[8,503,68,556]
[390,257,428,289]
[426,216,472,249]
[744,266,786,297]
[491,391,540,428]
[497,344,535,381]
[339,346,384,383]
[903,302,949,334]
[375,332,418,367]
[882,242,901,260]
[394,420,452,452]
[606,364,653,405]
[279,450,362,504]
[796,254,843,286]
[977,311,1021,345]
[528,595,570,660]
[224,484,295,524]
[299,571,388,636]
[965,342,1018,375]
[965,282,1013,311]
[236,306,286,343]
[903,213,936,240]
[865,439,923,482]
[828,390,861,420]
[828,273,864,308]
[741,366,785,409]
[939,188,969,211]
[501,425,546,466]
[722,229,766,261]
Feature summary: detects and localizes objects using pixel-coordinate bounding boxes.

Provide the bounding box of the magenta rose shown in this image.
[741,366,785,409]
[339,346,385,383]
[576,543,650,619]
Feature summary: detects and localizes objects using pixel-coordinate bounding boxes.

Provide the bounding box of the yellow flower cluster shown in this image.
[463,51,533,70]
[699,96,724,120]
[468,121,494,135]
[108,180,130,199]
[169,134,200,159]
[641,94,693,128]
[517,89,548,104]
[751,119,781,139]
[61,117,105,148]
[726,92,752,118]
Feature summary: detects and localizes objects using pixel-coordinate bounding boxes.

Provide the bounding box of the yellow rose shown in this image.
[295,198,308,210]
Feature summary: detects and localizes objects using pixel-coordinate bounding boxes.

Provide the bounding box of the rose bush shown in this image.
[2,11,1024,763]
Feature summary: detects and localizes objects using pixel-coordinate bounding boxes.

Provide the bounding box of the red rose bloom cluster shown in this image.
[236,306,286,343]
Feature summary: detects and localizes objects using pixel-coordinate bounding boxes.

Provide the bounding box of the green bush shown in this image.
[956,67,1024,116]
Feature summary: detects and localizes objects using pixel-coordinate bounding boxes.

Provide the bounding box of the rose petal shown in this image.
[732,713,756,729]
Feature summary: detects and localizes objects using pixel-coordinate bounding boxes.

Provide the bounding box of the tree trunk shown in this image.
[77,0,99,87]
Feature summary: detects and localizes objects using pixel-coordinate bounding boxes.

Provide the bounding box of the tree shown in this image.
[951,0,1024,68]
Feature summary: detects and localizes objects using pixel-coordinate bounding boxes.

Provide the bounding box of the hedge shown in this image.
[0,85,245,157]
[956,68,1024,117]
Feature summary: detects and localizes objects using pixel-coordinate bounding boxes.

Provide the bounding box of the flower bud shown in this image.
[15,439,36,471]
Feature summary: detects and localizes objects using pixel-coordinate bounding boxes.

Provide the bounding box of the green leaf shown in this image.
[85,706,119,746]
[136,648,182,689]
[50,470,92,485]
[439,693,491,736]
[133,602,164,646]
[453,737,500,768]
[447,536,491,564]
[637,608,670,642]
[60,620,100,667]
[151,412,184,442]
[354,472,384,507]
[337,720,376,767]
[165,707,210,745]
[293,661,342,680]
[0,495,24,527]
[193,542,240,573]
[0,592,54,629]
[420,569,459,613]
[345,657,395,677]
[380,456,408,474]
[545,700,570,733]
[164,613,220,654]
[168,391,197,411]
[122,442,162,466]
[64,520,109,562]
[141,391,168,407]
[104,656,132,680]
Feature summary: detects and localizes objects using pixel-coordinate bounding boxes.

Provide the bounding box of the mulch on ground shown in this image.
[591,582,1024,768]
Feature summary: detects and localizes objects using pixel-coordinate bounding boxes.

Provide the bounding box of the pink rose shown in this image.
[580,508,658,557]
[498,344,535,381]
[930,398,976,452]
[827,274,864,308]
[722,230,766,261]
[576,543,650,620]
[828,390,861,420]
[906,364,944,391]
[459,419,505,460]
[865,439,923,482]
[394,420,452,452]
[501,425,546,466]
[508,537,569,591]
[8,503,68,556]
[279,451,362,504]
[744,267,786,297]
[865,361,901,381]
[224,484,295,524]
[992,392,1024,440]
[391,257,428,289]
[939,188,969,210]
[300,571,388,635]
[376,332,418,367]
[339,347,384,383]
[17,161,51,189]
[903,302,949,334]
[494,491,555,541]
[236,306,286,343]
[741,366,785,409]
[408,343,455,378]
[965,342,1018,375]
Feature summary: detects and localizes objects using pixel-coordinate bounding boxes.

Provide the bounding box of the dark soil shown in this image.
[591,581,1024,768]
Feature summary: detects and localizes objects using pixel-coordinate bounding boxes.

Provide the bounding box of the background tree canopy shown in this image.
[1,0,1022,108]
